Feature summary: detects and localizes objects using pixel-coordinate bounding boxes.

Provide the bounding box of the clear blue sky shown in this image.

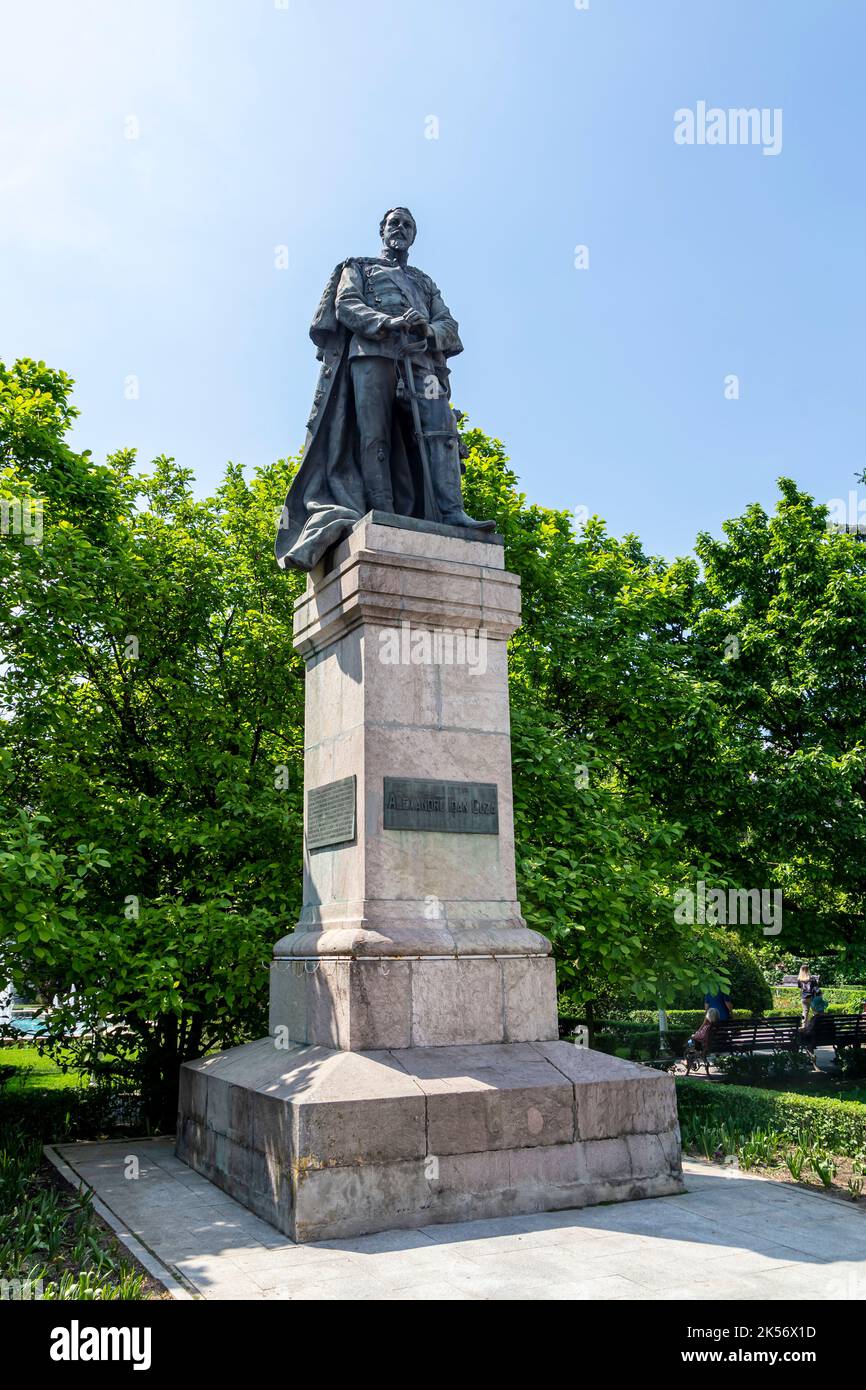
[3,0,864,558]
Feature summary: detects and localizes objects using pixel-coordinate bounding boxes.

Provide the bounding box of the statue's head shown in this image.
[380,207,417,254]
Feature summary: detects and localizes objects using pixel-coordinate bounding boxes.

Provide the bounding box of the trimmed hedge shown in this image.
[561,1002,863,1065]
[771,987,866,1012]
[594,1028,683,1061]
[676,1078,866,1157]
[592,1012,783,1062]
[608,1010,755,1030]
[592,1006,855,1033]
[592,1012,774,1063]
[0,1083,145,1143]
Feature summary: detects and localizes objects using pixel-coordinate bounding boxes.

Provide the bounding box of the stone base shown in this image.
[268,954,559,1050]
[176,1038,684,1243]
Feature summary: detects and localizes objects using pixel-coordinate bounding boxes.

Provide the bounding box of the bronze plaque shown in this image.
[306,775,356,851]
[383,777,498,835]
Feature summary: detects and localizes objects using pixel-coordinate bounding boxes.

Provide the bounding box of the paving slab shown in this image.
[50,1137,866,1301]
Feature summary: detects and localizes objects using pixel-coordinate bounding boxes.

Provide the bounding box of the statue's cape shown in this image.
[274,259,449,573]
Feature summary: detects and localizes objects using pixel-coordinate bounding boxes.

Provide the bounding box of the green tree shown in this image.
[7,358,859,1121]
[460,424,730,1026]
[0,359,305,1125]
[685,480,866,976]
[464,439,866,999]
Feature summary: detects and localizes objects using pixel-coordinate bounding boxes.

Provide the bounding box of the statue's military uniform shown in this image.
[335,257,461,367]
[275,242,493,573]
[334,256,464,514]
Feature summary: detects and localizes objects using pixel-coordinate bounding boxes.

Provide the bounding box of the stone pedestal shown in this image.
[273,511,557,1049]
[177,513,683,1240]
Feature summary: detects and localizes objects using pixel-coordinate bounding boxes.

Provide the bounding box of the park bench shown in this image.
[803,1011,866,1055]
[681,1016,801,1076]
[680,1012,866,1075]
[676,1016,797,1075]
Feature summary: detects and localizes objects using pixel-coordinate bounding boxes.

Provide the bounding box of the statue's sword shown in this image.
[396,325,442,524]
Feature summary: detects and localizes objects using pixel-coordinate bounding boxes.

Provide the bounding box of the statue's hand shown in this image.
[388,308,429,334]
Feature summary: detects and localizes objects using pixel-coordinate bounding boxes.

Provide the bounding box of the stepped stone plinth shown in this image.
[177,515,683,1240]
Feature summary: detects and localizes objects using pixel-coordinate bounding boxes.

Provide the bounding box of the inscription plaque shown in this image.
[383,777,499,835]
[306,775,356,850]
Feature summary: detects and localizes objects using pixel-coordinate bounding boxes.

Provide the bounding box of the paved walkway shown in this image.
[49,1138,866,1301]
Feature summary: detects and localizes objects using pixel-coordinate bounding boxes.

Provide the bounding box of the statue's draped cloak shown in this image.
[275,258,458,572]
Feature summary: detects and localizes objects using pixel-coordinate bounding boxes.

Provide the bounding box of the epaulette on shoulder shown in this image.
[406,264,433,288]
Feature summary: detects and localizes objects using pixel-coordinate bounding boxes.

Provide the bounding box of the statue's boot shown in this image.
[428,430,497,530]
[362,439,395,512]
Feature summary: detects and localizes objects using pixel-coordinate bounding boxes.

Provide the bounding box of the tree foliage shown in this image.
[461,426,727,1020]
[1,359,304,1123]
[2,360,864,1117]
[690,485,866,971]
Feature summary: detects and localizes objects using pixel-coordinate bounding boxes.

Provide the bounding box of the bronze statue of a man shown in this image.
[275,207,494,571]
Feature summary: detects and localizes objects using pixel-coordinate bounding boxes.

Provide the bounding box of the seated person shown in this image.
[800,989,830,1050]
[687,1007,720,1054]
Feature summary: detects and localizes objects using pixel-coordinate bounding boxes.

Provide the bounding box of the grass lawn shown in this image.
[0,1045,85,1093]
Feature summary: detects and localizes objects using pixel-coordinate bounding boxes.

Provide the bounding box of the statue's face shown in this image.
[382,210,416,253]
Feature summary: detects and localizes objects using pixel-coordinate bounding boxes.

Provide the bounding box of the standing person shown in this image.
[798,963,819,1023]
[703,986,732,1022]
